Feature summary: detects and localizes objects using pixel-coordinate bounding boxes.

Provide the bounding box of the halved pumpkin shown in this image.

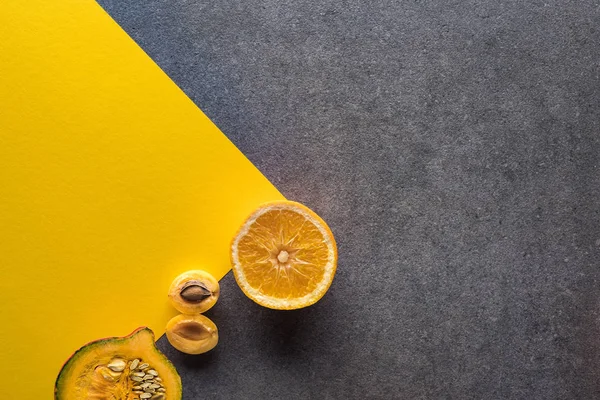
[55,327,181,400]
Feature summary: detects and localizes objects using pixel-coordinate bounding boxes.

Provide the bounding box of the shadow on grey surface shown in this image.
[223,273,336,360]
[254,305,320,358]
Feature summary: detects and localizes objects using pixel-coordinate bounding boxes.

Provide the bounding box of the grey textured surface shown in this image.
[97,1,600,399]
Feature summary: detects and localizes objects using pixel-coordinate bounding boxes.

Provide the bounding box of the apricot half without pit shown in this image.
[168,270,220,314]
[166,314,219,355]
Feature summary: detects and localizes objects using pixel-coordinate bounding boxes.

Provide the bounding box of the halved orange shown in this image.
[231,201,337,309]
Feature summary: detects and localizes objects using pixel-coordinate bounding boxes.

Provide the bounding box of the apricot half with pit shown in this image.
[168,270,219,314]
[166,314,219,355]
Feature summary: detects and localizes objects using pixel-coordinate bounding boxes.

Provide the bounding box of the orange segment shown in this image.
[231,201,337,309]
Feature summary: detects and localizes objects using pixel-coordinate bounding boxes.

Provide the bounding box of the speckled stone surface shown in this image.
[97,1,600,398]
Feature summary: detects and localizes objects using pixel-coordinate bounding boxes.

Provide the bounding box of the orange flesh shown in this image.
[237,209,330,300]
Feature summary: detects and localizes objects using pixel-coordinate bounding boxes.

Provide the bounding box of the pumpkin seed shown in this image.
[107,358,126,372]
[130,359,140,370]
[127,361,165,396]
[98,369,116,382]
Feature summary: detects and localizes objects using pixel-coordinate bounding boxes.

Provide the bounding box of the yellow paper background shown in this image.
[0,0,284,397]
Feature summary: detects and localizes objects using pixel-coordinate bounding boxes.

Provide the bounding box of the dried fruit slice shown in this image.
[231,201,337,310]
[168,270,220,314]
[166,314,218,355]
[55,327,181,400]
